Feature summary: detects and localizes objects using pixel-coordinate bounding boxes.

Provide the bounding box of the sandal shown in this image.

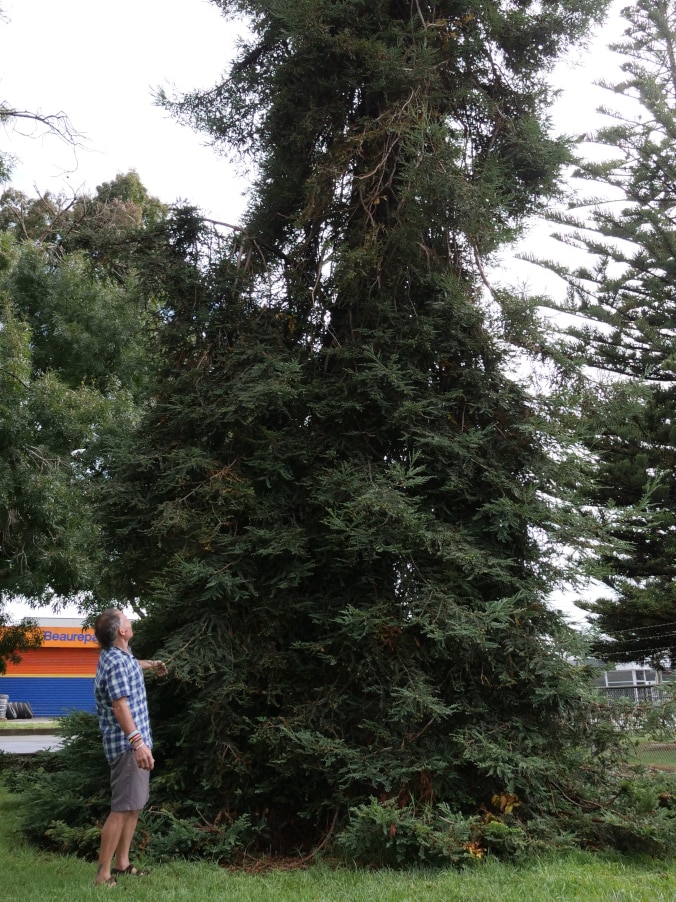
[94,876,118,888]
[112,864,150,877]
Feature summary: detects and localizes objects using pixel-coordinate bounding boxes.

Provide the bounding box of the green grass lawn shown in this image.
[633,741,676,771]
[2,784,676,901]
[0,719,58,732]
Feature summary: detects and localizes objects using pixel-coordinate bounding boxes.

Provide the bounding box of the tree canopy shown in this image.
[82,0,626,860]
[0,174,164,622]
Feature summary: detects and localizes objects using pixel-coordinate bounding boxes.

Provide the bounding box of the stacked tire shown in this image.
[5,701,34,719]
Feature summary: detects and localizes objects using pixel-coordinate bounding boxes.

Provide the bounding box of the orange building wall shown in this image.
[0,622,100,715]
[3,647,98,677]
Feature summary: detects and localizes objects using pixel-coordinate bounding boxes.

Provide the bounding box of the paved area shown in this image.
[0,733,63,753]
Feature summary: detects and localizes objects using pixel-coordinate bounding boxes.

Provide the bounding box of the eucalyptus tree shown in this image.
[0,175,165,617]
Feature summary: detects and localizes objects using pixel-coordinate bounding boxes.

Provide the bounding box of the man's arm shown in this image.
[139,659,168,677]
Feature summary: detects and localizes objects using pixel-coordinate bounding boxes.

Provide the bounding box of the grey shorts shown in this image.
[110,750,150,812]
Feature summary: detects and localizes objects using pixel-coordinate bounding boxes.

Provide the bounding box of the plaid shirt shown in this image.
[95,646,153,764]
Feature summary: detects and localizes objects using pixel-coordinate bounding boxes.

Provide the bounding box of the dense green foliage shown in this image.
[7,711,676,866]
[545,0,676,665]
[69,0,627,860]
[0,174,164,640]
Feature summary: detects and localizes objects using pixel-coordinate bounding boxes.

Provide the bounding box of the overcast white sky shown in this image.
[1,0,249,220]
[1,0,628,623]
[2,0,626,223]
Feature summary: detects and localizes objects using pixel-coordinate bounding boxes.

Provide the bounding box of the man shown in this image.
[93,608,167,888]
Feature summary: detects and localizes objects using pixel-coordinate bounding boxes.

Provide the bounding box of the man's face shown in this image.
[118,612,134,640]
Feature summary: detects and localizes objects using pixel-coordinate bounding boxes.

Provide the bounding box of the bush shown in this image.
[9,710,676,865]
[5,711,255,862]
[336,798,481,867]
[4,711,109,854]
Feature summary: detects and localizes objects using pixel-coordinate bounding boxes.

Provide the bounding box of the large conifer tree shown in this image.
[102,0,612,857]
[546,0,676,666]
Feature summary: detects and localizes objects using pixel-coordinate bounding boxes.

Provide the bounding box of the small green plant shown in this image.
[336,797,482,867]
[141,807,255,861]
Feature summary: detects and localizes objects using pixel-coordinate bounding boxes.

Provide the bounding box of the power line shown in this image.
[596,629,676,646]
[590,619,676,638]
[592,641,676,660]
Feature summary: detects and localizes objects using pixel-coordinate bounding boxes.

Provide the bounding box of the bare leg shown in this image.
[113,809,141,871]
[94,811,129,884]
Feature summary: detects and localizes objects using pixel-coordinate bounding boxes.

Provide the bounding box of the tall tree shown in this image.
[545,0,676,666]
[0,276,104,606]
[0,175,165,611]
[0,0,152,653]
[0,1,100,656]
[101,0,614,859]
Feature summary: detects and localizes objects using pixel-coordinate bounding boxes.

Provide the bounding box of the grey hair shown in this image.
[94,608,122,649]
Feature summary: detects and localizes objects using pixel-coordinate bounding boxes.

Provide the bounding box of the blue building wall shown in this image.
[0,676,96,717]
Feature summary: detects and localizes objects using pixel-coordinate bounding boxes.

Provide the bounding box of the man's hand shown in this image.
[133,743,155,770]
[146,659,168,677]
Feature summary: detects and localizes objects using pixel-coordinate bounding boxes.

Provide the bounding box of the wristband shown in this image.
[127,729,141,742]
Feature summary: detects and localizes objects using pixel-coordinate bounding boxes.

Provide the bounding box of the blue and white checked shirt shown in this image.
[94,646,153,764]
